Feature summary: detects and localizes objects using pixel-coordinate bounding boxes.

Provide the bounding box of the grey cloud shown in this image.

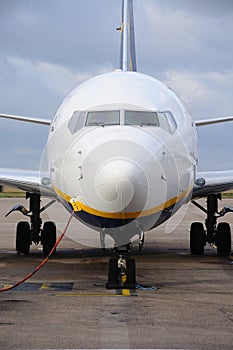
[164,0,233,16]
[136,1,233,75]
[0,0,120,71]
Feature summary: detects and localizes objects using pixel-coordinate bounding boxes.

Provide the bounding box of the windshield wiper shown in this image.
[140,122,157,127]
[88,121,105,127]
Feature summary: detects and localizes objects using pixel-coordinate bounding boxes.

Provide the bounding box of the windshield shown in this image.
[85,111,120,126]
[125,111,159,126]
[68,109,177,133]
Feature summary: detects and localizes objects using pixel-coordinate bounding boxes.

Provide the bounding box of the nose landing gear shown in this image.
[100,224,144,289]
[106,244,136,290]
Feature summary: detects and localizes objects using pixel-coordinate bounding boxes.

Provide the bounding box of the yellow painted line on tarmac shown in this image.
[40,283,49,290]
[122,289,131,296]
[54,289,135,297]
[54,293,122,297]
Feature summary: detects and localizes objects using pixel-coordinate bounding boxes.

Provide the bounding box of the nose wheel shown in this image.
[106,245,136,289]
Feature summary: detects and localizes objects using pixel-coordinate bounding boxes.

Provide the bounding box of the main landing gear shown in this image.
[191,194,232,257]
[6,192,56,255]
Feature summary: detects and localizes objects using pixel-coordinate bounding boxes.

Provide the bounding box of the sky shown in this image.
[0,0,233,171]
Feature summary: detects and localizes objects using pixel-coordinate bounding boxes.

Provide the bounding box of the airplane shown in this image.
[1,0,233,289]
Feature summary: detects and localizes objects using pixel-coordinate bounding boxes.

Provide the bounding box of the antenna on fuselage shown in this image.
[119,0,137,72]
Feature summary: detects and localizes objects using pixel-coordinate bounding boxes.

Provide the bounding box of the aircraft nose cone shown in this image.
[95,159,139,209]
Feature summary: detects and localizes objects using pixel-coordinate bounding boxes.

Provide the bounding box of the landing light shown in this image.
[195,178,206,186]
[41,177,51,186]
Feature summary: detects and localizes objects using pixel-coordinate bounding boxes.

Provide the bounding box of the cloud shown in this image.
[0,0,120,71]
[164,69,233,117]
[162,0,233,16]
[7,56,93,96]
[0,55,96,170]
[136,0,233,75]
[163,67,233,171]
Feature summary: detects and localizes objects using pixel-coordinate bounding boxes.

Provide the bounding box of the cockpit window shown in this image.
[85,110,120,126]
[158,112,177,134]
[165,111,177,133]
[67,109,177,134]
[157,112,171,133]
[125,111,159,126]
[68,111,86,134]
[124,110,177,133]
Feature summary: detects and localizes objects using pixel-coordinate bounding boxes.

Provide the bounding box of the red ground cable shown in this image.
[0,210,75,293]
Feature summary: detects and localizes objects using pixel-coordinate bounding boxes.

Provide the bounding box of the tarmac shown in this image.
[0,197,233,349]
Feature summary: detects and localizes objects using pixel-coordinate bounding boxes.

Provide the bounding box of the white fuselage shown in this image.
[47,70,198,243]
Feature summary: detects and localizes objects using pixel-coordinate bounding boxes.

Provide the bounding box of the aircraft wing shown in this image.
[0,113,51,125]
[0,168,56,197]
[195,115,233,126]
[193,170,233,199]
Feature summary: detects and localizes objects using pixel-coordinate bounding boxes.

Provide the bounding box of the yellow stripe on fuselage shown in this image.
[53,185,192,220]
